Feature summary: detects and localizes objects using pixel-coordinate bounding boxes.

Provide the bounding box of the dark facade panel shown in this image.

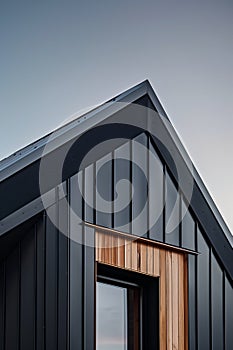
[96,153,113,228]
[84,164,95,224]
[36,215,46,350]
[188,220,233,350]
[181,200,195,251]
[197,228,210,349]
[113,141,131,233]
[148,138,164,242]
[211,251,224,350]
[20,228,36,350]
[69,172,95,350]
[69,173,83,350]
[188,254,197,350]
[83,227,95,350]
[132,133,148,237]
[225,274,233,350]
[58,198,68,350]
[0,203,69,350]
[45,204,58,349]
[5,245,20,350]
[0,263,5,350]
[165,170,180,246]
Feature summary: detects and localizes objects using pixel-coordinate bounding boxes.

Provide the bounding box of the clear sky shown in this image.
[1,0,232,233]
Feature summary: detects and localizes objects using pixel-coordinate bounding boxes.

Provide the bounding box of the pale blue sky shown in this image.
[1,0,232,232]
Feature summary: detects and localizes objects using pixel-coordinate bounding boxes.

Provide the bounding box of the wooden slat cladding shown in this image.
[96,230,188,350]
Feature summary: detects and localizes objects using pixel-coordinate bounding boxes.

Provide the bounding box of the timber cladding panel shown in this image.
[96,230,189,350]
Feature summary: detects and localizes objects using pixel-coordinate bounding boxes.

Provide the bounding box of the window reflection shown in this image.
[96,282,128,350]
[96,281,140,350]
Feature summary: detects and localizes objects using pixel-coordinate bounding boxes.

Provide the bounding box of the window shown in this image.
[96,281,140,350]
[96,264,159,350]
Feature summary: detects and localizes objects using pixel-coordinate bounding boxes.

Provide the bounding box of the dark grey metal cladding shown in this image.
[58,198,69,350]
[36,214,46,350]
[165,170,180,246]
[69,172,95,350]
[187,254,196,350]
[96,153,113,228]
[197,228,211,349]
[20,226,36,350]
[113,141,131,233]
[187,225,233,350]
[5,246,20,350]
[225,274,233,349]
[181,200,195,251]
[69,173,83,350]
[0,177,96,350]
[211,251,224,350]
[83,169,96,350]
[45,204,59,349]
[0,217,44,350]
[131,133,148,237]
[148,138,164,242]
[0,207,69,350]
[83,226,95,350]
[0,263,5,350]
[84,164,95,224]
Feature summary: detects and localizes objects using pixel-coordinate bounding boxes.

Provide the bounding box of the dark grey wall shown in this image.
[188,228,233,350]
[0,189,95,350]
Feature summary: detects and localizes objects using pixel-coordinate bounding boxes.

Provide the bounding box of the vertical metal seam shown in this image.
[3,260,6,350]
[93,163,97,226]
[43,211,47,350]
[34,222,37,350]
[195,222,200,348]
[194,222,198,350]
[187,255,191,350]
[148,136,151,240]
[223,270,226,350]
[67,179,70,350]
[163,165,166,243]
[55,187,59,350]
[111,152,114,229]
[179,193,182,248]
[18,240,21,350]
[129,139,133,234]
[209,247,212,350]
[146,133,149,239]
[82,170,85,349]
[112,151,116,229]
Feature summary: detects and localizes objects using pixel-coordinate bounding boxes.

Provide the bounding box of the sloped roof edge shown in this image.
[0,79,232,251]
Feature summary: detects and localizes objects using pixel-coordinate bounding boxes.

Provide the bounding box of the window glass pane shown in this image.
[97,283,128,350]
[181,201,195,250]
[165,171,180,246]
[148,140,164,241]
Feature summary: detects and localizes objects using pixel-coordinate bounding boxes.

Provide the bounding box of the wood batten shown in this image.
[95,227,189,350]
